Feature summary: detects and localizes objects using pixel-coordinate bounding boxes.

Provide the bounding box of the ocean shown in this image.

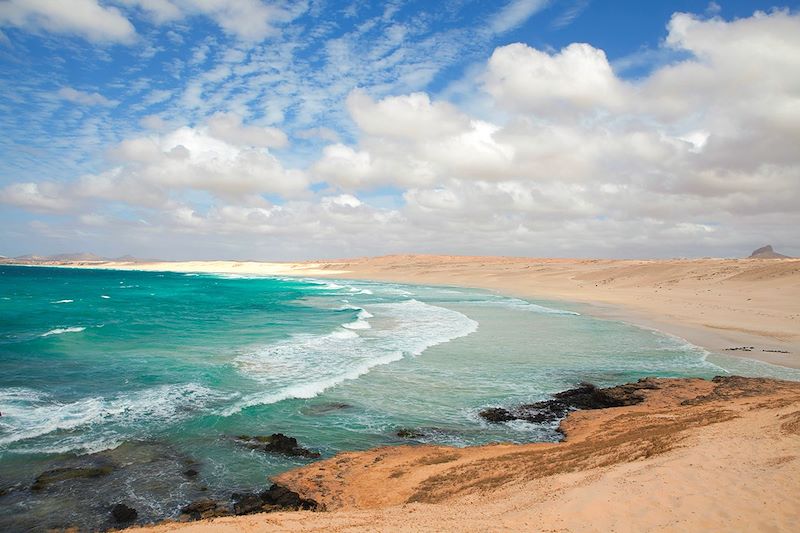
[1,265,798,530]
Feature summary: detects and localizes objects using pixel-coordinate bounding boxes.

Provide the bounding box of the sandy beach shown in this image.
[10,255,799,532]
[43,255,800,368]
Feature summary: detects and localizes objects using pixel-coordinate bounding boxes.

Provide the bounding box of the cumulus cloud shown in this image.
[206,113,288,148]
[91,122,306,204]
[3,9,799,259]
[2,117,307,214]
[0,0,136,43]
[483,42,628,115]
[310,9,800,257]
[0,182,73,212]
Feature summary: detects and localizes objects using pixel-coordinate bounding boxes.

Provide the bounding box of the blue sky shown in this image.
[1,1,798,259]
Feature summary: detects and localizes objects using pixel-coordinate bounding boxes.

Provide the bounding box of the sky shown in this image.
[0,0,798,260]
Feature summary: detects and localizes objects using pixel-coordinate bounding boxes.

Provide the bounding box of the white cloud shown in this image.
[90,123,306,203]
[0,0,136,43]
[483,42,627,115]
[296,127,341,143]
[0,182,73,212]
[4,9,800,259]
[124,0,305,41]
[56,87,118,107]
[489,0,550,34]
[308,10,800,257]
[119,0,182,24]
[346,89,471,140]
[206,112,288,148]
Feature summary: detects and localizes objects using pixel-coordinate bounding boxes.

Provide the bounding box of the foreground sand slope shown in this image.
[137,376,800,532]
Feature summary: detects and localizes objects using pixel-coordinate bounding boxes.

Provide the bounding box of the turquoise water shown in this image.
[1,265,798,530]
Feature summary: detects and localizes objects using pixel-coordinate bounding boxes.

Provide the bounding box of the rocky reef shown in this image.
[235,433,321,458]
[479,379,658,425]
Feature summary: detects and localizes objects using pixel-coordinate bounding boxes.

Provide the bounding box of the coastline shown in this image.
[4,257,799,531]
[130,376,800,533]
[6,255,797,369]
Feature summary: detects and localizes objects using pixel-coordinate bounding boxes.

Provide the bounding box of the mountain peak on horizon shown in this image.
[748,245,791,259]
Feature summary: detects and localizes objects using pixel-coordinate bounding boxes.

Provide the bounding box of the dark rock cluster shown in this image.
[111,503,138,524]
[235,433,321,458]
[179,483,318,521]
[479,379,659,425]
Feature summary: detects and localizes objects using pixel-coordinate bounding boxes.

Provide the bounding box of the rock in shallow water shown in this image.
[235,433,321,458]
[111,503,138,523]
[31,465,115,491]
[479,379,659,425]
[396,428,425,439]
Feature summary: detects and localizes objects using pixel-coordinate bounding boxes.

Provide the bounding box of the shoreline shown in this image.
[130,375,800,532]
[3,258,799,531]
[4,255,797,369]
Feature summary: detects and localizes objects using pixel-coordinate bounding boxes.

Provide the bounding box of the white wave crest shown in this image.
[41,326,86,337]
[341,308,373,330]
[0,383,234,451]
[51,299,73,304]
[101,295,111,299]
[228,299,477,414]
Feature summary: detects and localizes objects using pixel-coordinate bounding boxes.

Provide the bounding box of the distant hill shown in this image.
[748,245,792,259]
[43,252,107,261]
[5,252,142,263]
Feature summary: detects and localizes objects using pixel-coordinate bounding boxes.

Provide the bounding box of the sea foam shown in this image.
[227,299,478,414]
[0,383,234,452]
[41,326,86,337]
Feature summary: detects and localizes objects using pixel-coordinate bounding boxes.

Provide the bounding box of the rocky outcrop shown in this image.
[236,433,321,458]
[111,503,138,524]
[479,379,659,425]
[180,484,318,522]
[396,428,425,439]
[748,245,791,259]
[179,498,231,521]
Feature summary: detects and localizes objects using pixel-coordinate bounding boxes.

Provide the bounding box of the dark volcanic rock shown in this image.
[232,493,267,515]
[260,483,318,510]
[183,485,319,520]
[477,407,516,423]
[480,379,659,425]
[31,465,114,491]
[396,428,425,439]
[180,498,231,521]
[111,503,138,523]
[236,433,321,458]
